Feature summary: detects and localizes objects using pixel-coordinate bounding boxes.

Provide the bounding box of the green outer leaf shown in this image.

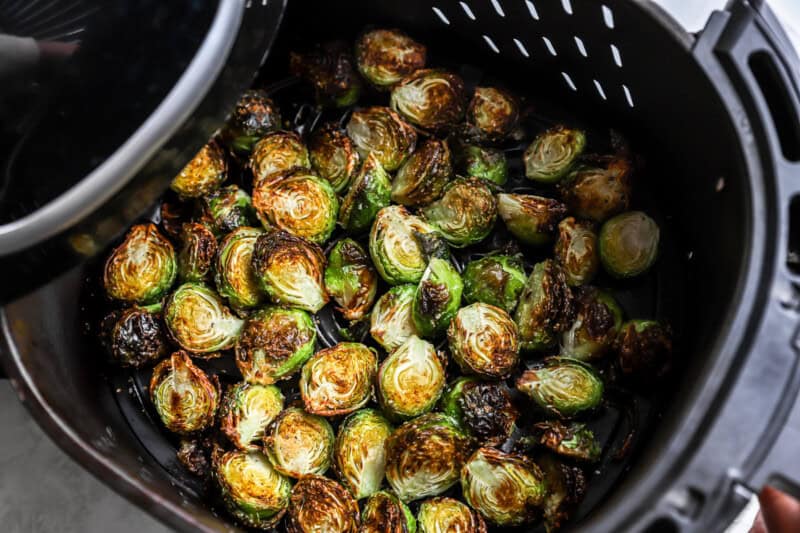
[339,153,392,233]
[412,258,464,338]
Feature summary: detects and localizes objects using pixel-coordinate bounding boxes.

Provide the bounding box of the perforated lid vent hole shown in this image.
[611,43,623,66]
[574,36,587,57]
[542,36,557,56]
[490,0,506,17]
[561,0,573,15]
[459,1,476,20]
[562,72,577,91]
[432,6,450,25]
[483,34,500,54]
[602,4,615,28]
[623,84,635,107]
[526,0,540,20]
[513,38,530,58]
[593,79,607,100]
[262,0,268,6]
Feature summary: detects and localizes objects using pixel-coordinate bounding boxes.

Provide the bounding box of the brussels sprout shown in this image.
[390,69,467,132]
[439,376,480,426]
[460,447,547,526]
[378,335,446,420]
[418,497,487,533]
[446,380,519,445]
[385,413,473,502]
[524,126,586,184]
[220,383,284,451]
[104,223,177,304]
[391,138,452,207]
[200,185,257,236]
[159,199,193,240]
[537,454,587,533]
[361,491,416,533]
[215,226,265,311]
[339,152,392,233]
[370,284,420,351]
[514,259,575,352]
[559,155,632,222]
[516,357,604,418]
[309,123,360,193]
[251,230,329,312]
[252,168,339,244]
[286,475,360,533]
[250,131,310,183]
[334,409,394,500]
[412,258,464,338]
[170,141,228,198]
[497,193,567,247]
[616,319,673,380]
[448,303,519,379]
[599,211,660,278]
[149,351,219,434]
[421,178,497,248]
[355,29,427,89]
[177,434,213,478]
[176,222,216,283]
[164,282,243,353]
[370,205,449,286]
[554,217,599,287]
[220,89,282,154]
[462,254,527,313]
[214,449,292,529]
[236,306,316,385]
[300,342,377,416]
[263,407,335,478]
[347,107,417,172]
[466,87,520,142]
[532,420,601,462]
[289,41,362,108]
[324,238,378,321]
[561,287,624,361]
[100,305,168,368]
[455,144,508,186]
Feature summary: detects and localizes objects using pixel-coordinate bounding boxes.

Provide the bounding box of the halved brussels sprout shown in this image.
[412,258,464,338]
[290,41,362,108]
[252,168,339,244]
[263,407,334,478]
[300,342,377,416]
[514,259,575,352]
[235,306,316,385]
[370,205,449,286]
[177,222,217,283]
[537,454,587,533]
[559,155,632,222]
[100,305,168,368]
[200,185,258,237]
[346,107,417,172]
[220,89,282,154]
[461,447,547,526]
[251,230,329,312]
[250,131,310,183]
[418,497,487,533]
[378,335,446,420]
[599,211,660,278]
[421,178,497,248]
[220,383,284,451]
[215,226,265,311]
[390,69,467,132]
[532,420,601,462]
[446,380,519,445]
[214,449,292,530]
[286,475,360,533]
[524,126,586,184]
[516,357,604,418]
[170,140,228,198]
[391,138,452,207]
[356,29,426,89]
[309,123,360,193]
[385,413,473,502]
[149,351,219,434]
[448,303,519,379]
[370,284,420,351]
[466,87,520,142]
[497,193,567,247]
[361,491,416,533]
[104,223,177,304]
[554,217,599,287]
[439,376,479,427]
[616,319,673,381]
[561,287,624,361]
[334,409,394,500]
[455,144,508,186]
[164,282,243,353]
[462,254,527,313]
[324,238,378,321]
[339,152,392,233]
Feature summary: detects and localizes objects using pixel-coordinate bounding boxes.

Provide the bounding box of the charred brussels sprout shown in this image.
[532,420,601,462]
[412,258,464,338]
[462,254,527,313]
[439,376,479,426]
[497,193,567,247]
[200,185,257,237]
[524,126,586,184]
[514,259,575,352]
[461,447,547,526]
[263,407,334,478]
[361,491,416,533]
[561,288,624,361]
[164,283,243,353]
[391,138,452,207]
[290,41,362,108]
[100,305,168,368]
[559,155,632,222]
[251,230,329,312]
[370,284,420,351]
[170,141,228,198]
[418,497,487,533]
[356,29,426,89]
[390,69,467,132]
[599,211,660,278]
[554,217,599,287]
[385,413,473,502]
[421,178,497,248]
[220,90,282,154]
[455,144,508,186]
[177,222,217,283]
[346,107,417,172]
[324,239,378,321]
[286,475,359,533]
[177,435,213,478]
[215,227,265,311]
[339,152,392,233]
[378,335,446,420]
[235,306,316,385]
[250,131,310,183]
[616,319,672,380]
[516,358,604,418]
[159,199,192,240]
[448,303,519,379]
[334,409,394,500]
[149,351,219,434]
[448,380,519,445]
[466,87,520,142]
[220,383,284,451]
[309,123,360,193]
[104,223,177,304]
[537,454,587,533]
[300,343,377,416]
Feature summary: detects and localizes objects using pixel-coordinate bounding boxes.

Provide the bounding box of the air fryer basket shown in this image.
[3,1,800,532]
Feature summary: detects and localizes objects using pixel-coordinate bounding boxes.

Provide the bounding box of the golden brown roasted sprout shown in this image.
[391,138,452,207]
[417,497,488,533]
[448,302,519,379]
[598,211,660,278]
[286,475,360,533]
[220,382,284,451]
[377,335,446,420]
[466,87,520,142]
[514,259,575,352]
[421,178,497,248]
[356,29,426,89]
[177,222,217,283]
[263,407,335,478]
[524,126,586,184]
[104,223,176,304]
[554,217,599,287]
[170,140,228,198]
[290,41,363,108]
[361,491,416,533]
[215,226,265,311]
[559,155,632,222]
[300,343,378,416]
[561,287,624,361]
[163,282,244,353]
[309,123,360,193]
[250,131,311,183]
[346,106,417,172]
[497,193,568,247]
[149,351,219,434]
[390,69,467,132]
[516,357,604,418]
[334,409,394,500]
